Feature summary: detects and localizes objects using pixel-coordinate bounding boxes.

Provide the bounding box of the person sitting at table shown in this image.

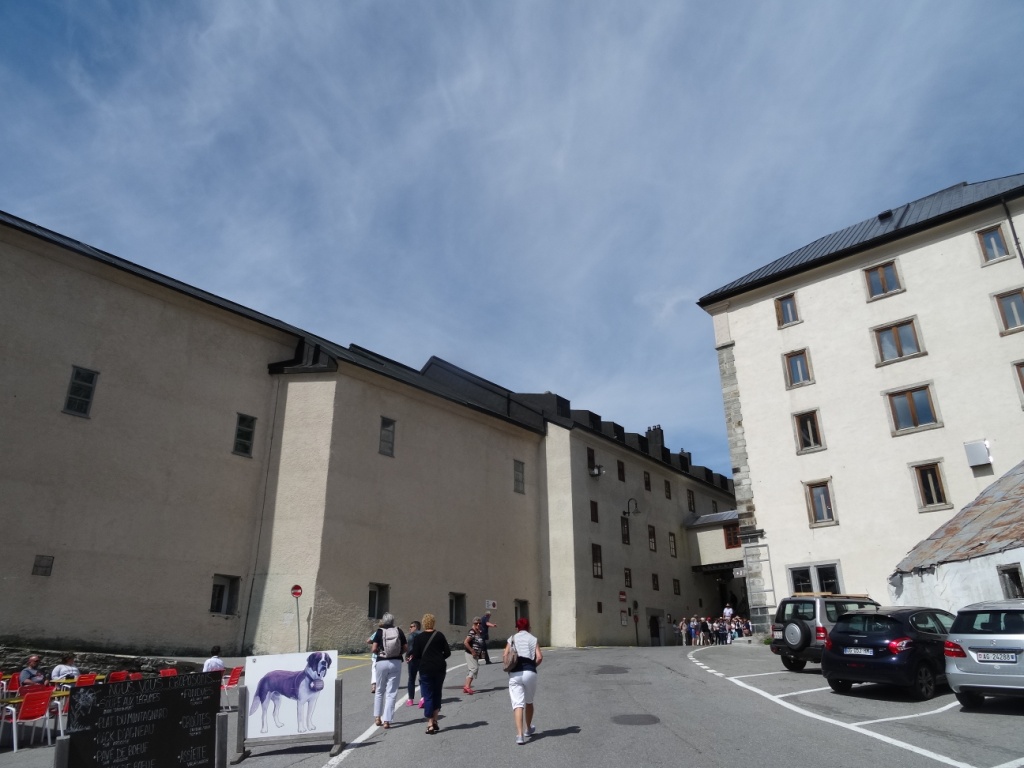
[51,653,80,682]
[202,646,225,674]
[20,655,46,687]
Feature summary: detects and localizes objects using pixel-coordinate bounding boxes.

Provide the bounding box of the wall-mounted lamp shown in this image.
[589,465,605,478]
[622,498,641,516]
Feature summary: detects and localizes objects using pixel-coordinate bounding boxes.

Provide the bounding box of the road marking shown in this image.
[854,701,959,725]
[731,670,790,679]
[776,686,830,698]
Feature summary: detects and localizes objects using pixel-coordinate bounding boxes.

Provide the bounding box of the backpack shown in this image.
[380,627,402,659]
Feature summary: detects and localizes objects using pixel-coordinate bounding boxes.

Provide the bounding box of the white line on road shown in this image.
[854,701,959,725]
[731,670,790,679]
[776,686,831,698]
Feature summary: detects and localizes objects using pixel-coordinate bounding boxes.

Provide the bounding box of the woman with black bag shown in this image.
[505,617,543,745]
[408,612,451,734]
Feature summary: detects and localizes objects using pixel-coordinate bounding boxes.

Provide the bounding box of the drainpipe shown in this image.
[1001,197,1024,270]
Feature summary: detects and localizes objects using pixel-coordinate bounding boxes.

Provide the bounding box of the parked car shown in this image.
[821,606,954,699]
[770,593,880,671]
[945,599,1024,708]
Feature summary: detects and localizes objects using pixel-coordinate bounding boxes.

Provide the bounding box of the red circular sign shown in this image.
[291,584,303,598]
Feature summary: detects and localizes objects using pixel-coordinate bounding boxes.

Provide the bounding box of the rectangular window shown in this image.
[875,319,921,362]
[712,500,718,513]
[673,578,681,596]
[210,575,240,614]
[664,479,672,499]
[794,410,824,452]
[914,462,948,509]
[687,489,695,512]
[865,261,901,298]
[775,294,799,327]
[997,289,1024,331]
[624,567,632,588]
[63,366,99,417]
[805,480,836,525]
[1016,362,1024,401]
[668,532,677,557]
[621,516,630,544]
[724,523,741,549]
[648,525,657,552]
[449,592,467,625]
[591,500,599,523]
[998,565,1024,599]
[379,417,396,456]
[587,447,596,469]
[233,414,256,457]
[32,555,54,577]
[514,460,525,494]
[592,544,603,578]
[789,564,841,593]
[597,602,603,613]
[369,583,390,619]
[979,226,1010,263]
[790,568,812,593]
[617,460,625,482]
[784,350,812,387]
[888,386,938,432]
[644,471,651,491]
[652,574,660,591]
[816,565,840,594]
[514,600,529,622]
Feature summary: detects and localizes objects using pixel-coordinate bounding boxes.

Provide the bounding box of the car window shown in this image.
[835,614,899,634]
[951,610,1024,634]
[910,612,940,634]
[782,601,815,621]
[826,601,878,623]
[932,611,954,633]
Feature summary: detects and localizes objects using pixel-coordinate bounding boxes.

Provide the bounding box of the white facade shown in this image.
[700,177,1024,625]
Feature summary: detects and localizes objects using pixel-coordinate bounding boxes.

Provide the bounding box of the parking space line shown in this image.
[854,701,959,725]
[776,686,831,698]
[990,758,1024,768]
[731,670,790,679]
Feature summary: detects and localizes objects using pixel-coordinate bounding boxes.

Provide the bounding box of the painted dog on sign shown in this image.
[249,652,332,733]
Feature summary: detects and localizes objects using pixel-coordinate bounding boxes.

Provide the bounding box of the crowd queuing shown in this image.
[678,613,752,646]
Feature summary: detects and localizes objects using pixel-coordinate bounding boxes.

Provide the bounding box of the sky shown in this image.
[2,1,1023,476]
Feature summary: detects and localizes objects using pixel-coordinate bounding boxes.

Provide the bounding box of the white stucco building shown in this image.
[698,174,1024,630]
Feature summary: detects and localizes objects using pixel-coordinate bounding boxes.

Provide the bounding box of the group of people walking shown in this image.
[367,611,541,744]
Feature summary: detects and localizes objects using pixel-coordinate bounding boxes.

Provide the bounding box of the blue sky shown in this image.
[2,1,1022,475]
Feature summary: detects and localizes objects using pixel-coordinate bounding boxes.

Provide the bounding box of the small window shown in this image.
[648,525,657,552]
[805,479,836,526]
[379,417,396,456]
[514,600,529,622]
[592,544,603,578]
[1016,362,1024,404]
[617,460,625,482]
[790,569,813,593]
[621,516,630,544]
[712,500,718,513]
[664,479,672,499]
[913,462,949,510]
[643,471,651,491]
[669,532,677,558]
[794,410,824,453]
[775,294,799,327]
[865,261,901,298]
[888,385,938,432]
[998,565,1024,599]
[233,414,256,457]
[210,574,240,614]
[369,583,391,619]
[587,447,596,469]
[597,602,603,613]
[624,567,632,588]
[449,592,467,625]
[979,226,1010,263]
[591,500,599,523]
[652,574,660,591]
[997,289,1024,331]
[63,366,99,417]
[32,555,54,577]
[724,523,741,549]
[687,489,695,512]
[784,350,813,387]
[875,319,922,363]
[817,565,840,594]
[514,460,525,494]
[673,579,681,596]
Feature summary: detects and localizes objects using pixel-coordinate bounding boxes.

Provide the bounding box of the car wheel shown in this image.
[781,656,807,672]
[783,620,811,652]
[955,691,984,709]
[910,663,936,700]
[828,679,852,693]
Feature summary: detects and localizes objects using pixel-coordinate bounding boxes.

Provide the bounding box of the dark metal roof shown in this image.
[894,458,1024,575]
[698,173,1024,307]
[683,509,738,529]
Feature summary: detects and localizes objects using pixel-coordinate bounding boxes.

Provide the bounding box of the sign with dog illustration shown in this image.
[244,651,337,741]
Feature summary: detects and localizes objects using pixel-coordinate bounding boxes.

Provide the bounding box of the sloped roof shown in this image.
[698,173,1024,307]
[894,459,1024,574]
[683,509,738,529]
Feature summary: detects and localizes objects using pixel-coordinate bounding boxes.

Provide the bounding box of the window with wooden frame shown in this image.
[997,289,1024,332]
[804,479,837,526]
[624,567,632,588]
[865,261,902,299]
[378,417,396,456]
[648,525,656,552]
[587,447,596,470]
[63,366,99,417]
[794,410,824,453]
[912,461,950,511]
[784,349,813,387]
[888,385,939,433]
[233,414,256,457]
[1016,362,1024,404]
[979,225,1011,263]
[712,500,718,513]
[874,318,922,363]
[590,500,599,523]
[669,532,677,558]
[775,294,799,327]
[998,564,1024,599]
[724,523,741,549]
[687,489,695,512]
[652,573,660,591]
[673,578,681,595]
[644,471,651,491]
[592,544,603,578]
[514,460,525,494]
[621,516,630,544]
[617,460,625,481]
[664,479,672,499]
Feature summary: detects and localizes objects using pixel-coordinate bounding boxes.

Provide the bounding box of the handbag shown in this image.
[502,634,521,673]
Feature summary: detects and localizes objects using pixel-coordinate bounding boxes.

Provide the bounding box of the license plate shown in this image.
[773,631,782,639]
[977,652,1017,663]
[843,647,873,656]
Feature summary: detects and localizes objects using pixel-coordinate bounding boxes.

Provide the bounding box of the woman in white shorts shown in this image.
[505,617,543,745]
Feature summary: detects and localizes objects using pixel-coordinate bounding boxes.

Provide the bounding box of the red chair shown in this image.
[220,667,243,709]
[75,673,98,686]
[0,689,55,751]
[159,668,178,677]
[107,671,129,683]
[129,672,143,681]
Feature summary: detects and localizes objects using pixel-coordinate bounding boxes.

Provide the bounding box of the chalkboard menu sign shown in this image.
[67,672,220,768]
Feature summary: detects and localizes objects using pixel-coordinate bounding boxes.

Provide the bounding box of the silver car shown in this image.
[945,599,1024,708]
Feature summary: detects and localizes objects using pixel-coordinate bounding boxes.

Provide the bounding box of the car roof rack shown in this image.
[790,592,874,599]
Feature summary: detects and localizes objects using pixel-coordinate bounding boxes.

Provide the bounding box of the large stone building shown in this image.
[1,210,734,656]
[699,174,1024,631]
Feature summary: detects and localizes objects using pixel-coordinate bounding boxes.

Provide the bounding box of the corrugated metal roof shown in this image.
[698,173,1024,307]
[894,459,1024,574]
[683,509,738,528]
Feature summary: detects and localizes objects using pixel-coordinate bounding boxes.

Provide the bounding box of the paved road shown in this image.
[5,642,1023,768]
